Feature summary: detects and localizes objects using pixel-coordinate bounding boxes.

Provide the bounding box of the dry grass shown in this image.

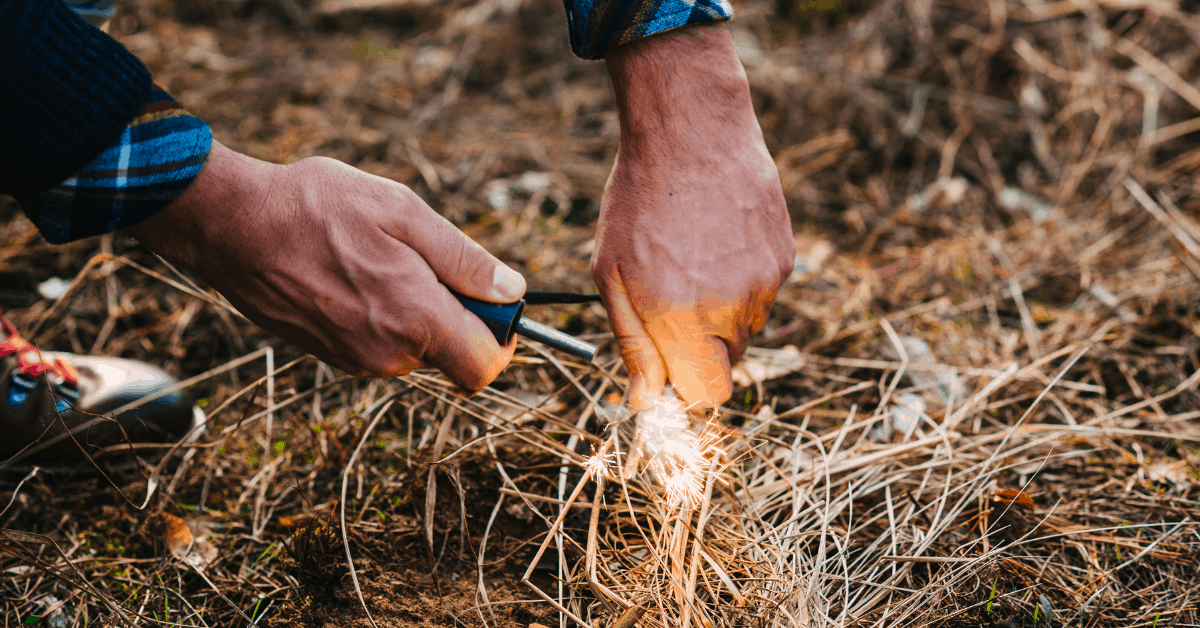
[2,0,1200,626]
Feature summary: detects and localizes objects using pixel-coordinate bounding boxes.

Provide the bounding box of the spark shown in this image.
[634,394,722,509]
[584,447,617,480]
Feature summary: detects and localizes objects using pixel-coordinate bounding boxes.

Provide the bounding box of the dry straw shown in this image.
[2,0,1200,625]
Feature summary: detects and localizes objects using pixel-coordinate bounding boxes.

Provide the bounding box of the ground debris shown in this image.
[2,0,1199,626]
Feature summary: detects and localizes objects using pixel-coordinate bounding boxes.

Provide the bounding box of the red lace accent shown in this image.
[0,314,79,386]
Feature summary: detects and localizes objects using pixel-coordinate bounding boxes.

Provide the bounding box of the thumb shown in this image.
[597,268,667,411]
[401,204,526,303]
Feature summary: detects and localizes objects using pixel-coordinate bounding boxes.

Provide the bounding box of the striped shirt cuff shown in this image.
[61,0,118,26]
[23,86,213,245]
[562,0,734,60]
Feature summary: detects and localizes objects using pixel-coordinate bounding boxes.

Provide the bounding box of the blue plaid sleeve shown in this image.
[60,0,118,26]
[562,0,733,60]
[21,86,213,244]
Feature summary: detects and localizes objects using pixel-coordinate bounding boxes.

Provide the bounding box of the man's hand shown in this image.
[128,141,526,391]
[594,23,794,410]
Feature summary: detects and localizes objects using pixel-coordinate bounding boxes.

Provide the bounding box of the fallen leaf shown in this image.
[160,513,217,568]
[161,512,193,549]
[995,489,1035,510]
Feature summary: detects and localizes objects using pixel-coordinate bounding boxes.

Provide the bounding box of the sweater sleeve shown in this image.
[22,85,213,244]
[2,0,213,245]
[561,0,733,60]
[0,0,152,198]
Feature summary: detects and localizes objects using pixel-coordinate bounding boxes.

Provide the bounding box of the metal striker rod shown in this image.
[515,317,598,362]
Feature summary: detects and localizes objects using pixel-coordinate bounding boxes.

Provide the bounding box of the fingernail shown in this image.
[628,373,647,411]
[492,266,526,302]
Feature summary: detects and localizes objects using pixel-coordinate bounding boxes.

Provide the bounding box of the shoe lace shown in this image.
[0,314,80,387]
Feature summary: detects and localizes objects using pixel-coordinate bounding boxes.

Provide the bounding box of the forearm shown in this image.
[602,22,776,220]
[605,23,757,143]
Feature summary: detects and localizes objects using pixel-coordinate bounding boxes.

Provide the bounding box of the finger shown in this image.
[711,264,786,367]
[747,288,777,333]
[324,350,422,377]
[722,323,751,371]
[597,267,667,411]
[345,239,514,388]
[366,356,422,378]
[644,311,733,410]
[388,191,525,303]
[725,287,777,366]
[419,283,517,391]
[699,295,752,370]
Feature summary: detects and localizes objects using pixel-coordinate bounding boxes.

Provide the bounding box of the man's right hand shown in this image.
[127,141,525,391]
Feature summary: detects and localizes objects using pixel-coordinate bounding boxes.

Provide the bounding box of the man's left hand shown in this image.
[593,23,794,411]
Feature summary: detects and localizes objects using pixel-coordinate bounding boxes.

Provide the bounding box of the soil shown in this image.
[267,449,565,627]
[3,0,1199,625]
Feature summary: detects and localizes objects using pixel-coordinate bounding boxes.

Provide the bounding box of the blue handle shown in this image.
[451,291,525,344]
[451,289,599,362]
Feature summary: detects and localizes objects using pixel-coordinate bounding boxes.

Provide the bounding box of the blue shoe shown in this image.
[0,311,205,462]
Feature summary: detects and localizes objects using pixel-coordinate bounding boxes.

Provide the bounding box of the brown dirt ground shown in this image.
[3,0,1200,625]
[267,449,562,628]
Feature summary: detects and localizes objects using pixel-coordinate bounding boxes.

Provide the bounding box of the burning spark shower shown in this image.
[632,394,722,508]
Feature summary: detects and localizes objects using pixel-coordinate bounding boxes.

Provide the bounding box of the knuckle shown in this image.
[760,261,784,288]
[355,339,419,377]
[747,263,784,296]
[365,313,434,375]
[778,261,794,284]
[391,183,422,212]
[590,256,612,283]
[409,313,441,361]
[589,246,620,282]
[295,155,339,174]
[618,338,656,367]
[778,247,797,283]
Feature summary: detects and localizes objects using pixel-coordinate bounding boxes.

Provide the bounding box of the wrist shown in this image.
[126,142,278,271]
[605,23,758,148]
